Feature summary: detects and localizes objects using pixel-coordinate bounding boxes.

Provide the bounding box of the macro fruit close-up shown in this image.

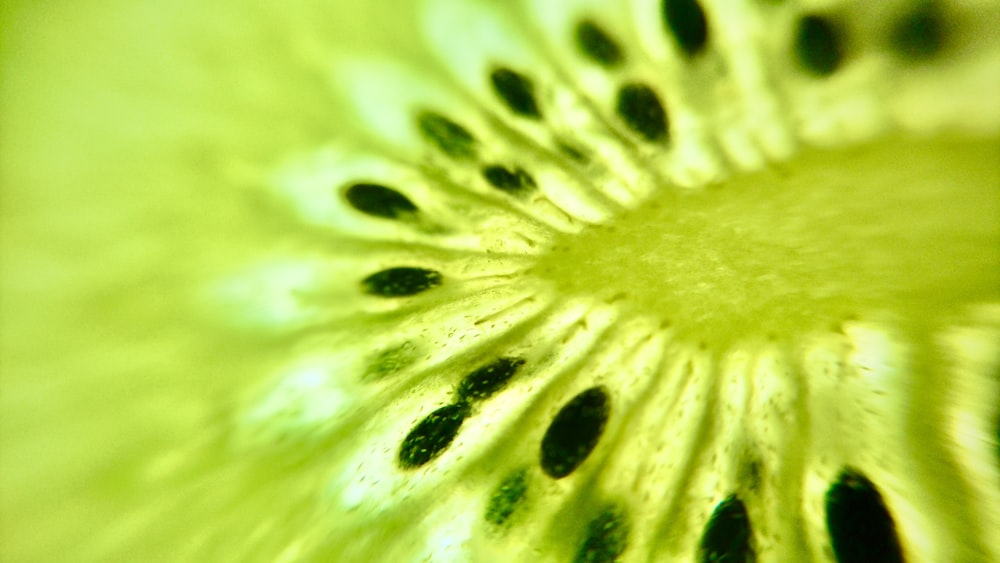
[1,0,998,561]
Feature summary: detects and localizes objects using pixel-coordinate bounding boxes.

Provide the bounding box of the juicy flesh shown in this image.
[532,138,1000,345]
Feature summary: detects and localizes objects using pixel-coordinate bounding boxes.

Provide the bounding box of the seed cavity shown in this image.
[361,267,443,297]
[575,505,629,563]
[699,495,754,563]
[575,20,624,67]
[490,67,542,119]
[457,357,526,403]
[890,2,944,60]
[417,111,478,160]
[481,165,537,194]
[616,83,669,143]
[485,468,529,526]
[825,468,904,563]
[344,182,418,220]
[540,386,610,479]
[794,14,844,76]
[398,403,470,469]
[662,0,710,57]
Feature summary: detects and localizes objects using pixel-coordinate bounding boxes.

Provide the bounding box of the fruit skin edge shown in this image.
[2,1,1000,562]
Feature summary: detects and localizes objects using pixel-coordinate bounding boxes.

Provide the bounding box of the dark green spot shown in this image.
[699,495,754,562]
[574,505,629,563]
[616,83,669,142]
[825,468,904,563]
[740,458,762,492]
[890,2,945,60]
[344,183,418,220]
[662,0,710,57]
[364,341,419,381]
[490,67,542,119]
[995,412,999,469]
[540,387,610,478]
[575,20,624,67]
[398,403,469,469]
[485,469,529,526]
[417,111,478,160]
[481,165,536,194]
[557,140,590,163]
[362,267,442,298]
[457,357,526,402]
[794,14,844,76]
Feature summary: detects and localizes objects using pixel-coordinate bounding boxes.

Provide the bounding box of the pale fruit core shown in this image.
[531,137,1000,344]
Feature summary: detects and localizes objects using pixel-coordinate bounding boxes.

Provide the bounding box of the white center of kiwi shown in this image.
[531,137,999,345]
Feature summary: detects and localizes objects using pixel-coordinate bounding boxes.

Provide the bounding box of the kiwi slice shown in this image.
[3,0,999,562]
[250,1,999,560]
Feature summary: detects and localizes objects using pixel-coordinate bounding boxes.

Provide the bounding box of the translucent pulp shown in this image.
[531,138,1000,344]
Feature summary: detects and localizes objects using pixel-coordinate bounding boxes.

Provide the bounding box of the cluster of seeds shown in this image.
[247,0,1000,561]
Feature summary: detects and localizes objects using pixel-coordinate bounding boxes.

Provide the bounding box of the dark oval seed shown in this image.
[699,495,754,563]
[490,67,542,119]
[575,505,629,563]
[662,0,710,57]
[361,267,443,298]
[344,183,418,220]
[890,2,945,60]
[825,468,904,563]
[575,20,624,67]
[795,14,844,76]
[616,83,669,143]
[457,357,526,403]
[485,469,529,526]
[398,403,469,469]
[417,111,478,160]
[481,165,537,193]
[540,386,610,479]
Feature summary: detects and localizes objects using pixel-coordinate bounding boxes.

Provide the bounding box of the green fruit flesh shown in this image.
[533,137,999,346]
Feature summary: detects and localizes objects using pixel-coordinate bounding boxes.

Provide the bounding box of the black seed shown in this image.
[481,165,537,193]
[417,111,478,160]
[490,68,542,119]
[574,505,629,563]
[398,403,470,469]
[794,14,844,76]
[616,83,669,142]
[699,495,754,563]
[890,2,944,60]
[540,387,610,479]
[457,357,526,403]
[344,183,418,220]
[662,0,710,57]
[825,468,904,563]
[485,469,529,526]
[575,20,624,67]
[361,267,442,298]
